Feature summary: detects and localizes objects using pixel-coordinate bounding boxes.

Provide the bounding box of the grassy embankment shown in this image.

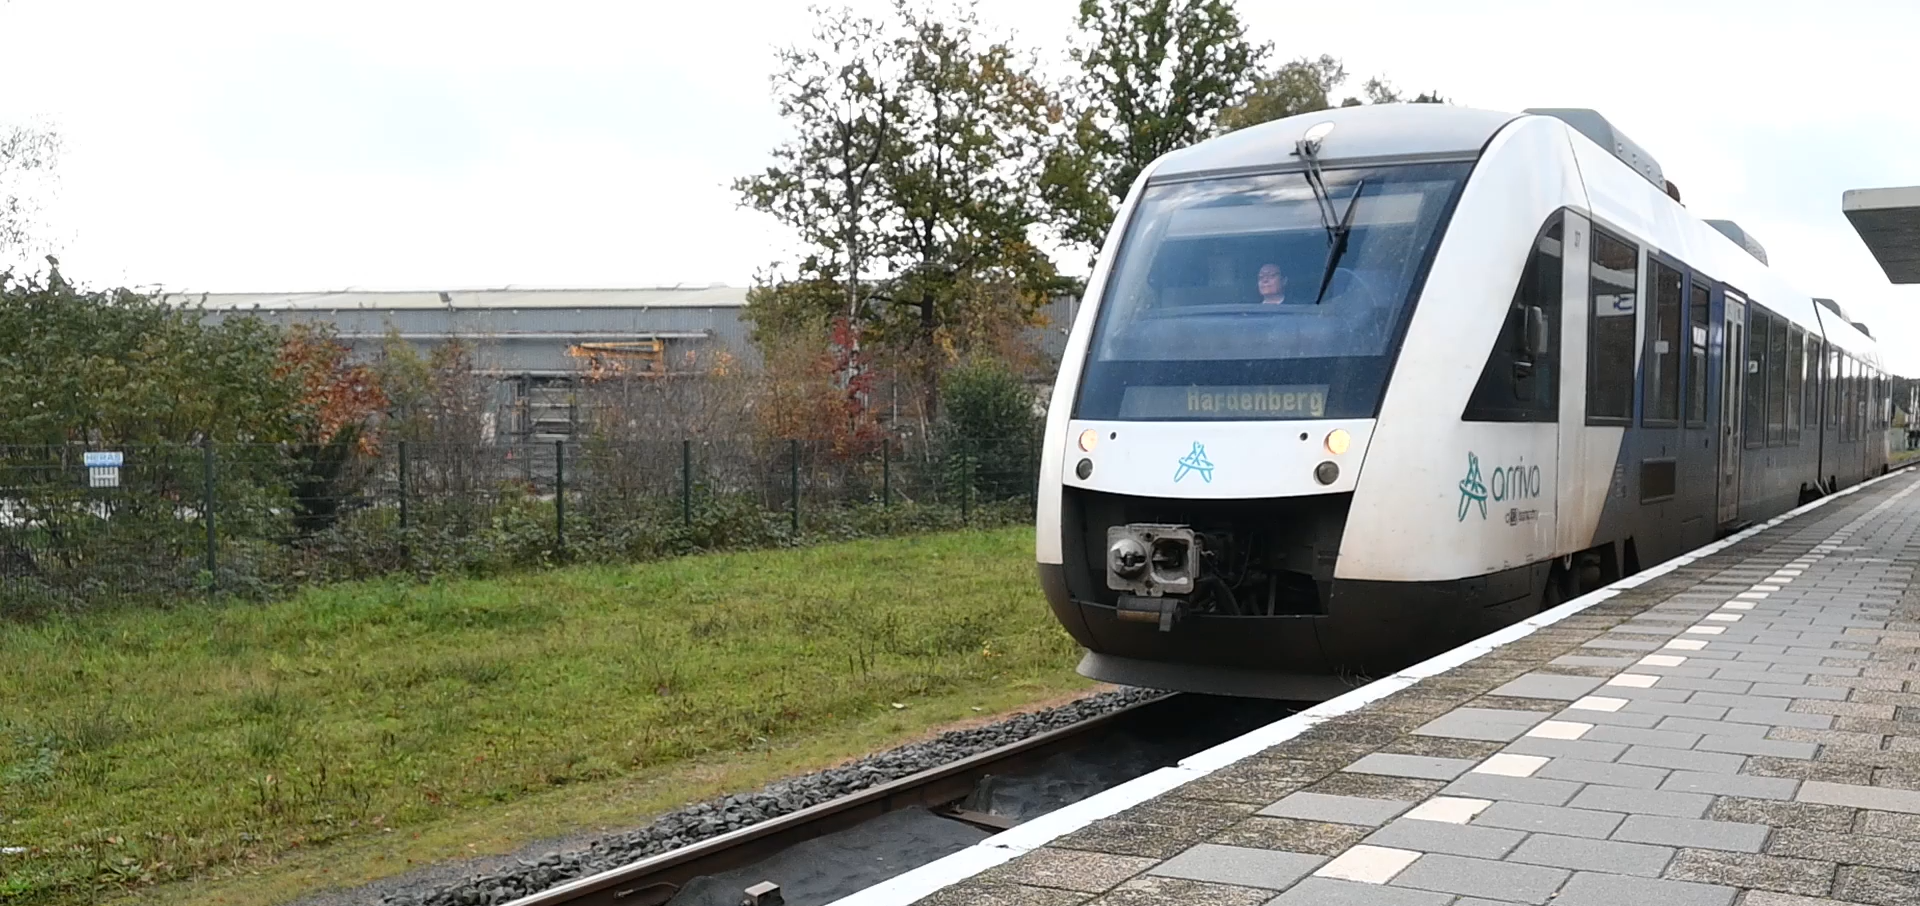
[0,525,1091,906]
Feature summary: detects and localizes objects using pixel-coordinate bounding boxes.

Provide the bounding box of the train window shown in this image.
[1642,260,1683,425]
[1767,313,1788,445]
[1463,213,1563,422]
[1786,328,1803,445]
[1807,337,1823,434]
[1842,357,1856,442]
[1586,229,1639,424]
[1687,280,1710,427]
[1828,347,1841,433]
[1072,162,1472,422]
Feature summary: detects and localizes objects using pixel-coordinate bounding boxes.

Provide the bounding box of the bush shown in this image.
[936,360,1040,501]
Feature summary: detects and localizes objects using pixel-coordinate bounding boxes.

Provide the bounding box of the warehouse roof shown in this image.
[163,285,750,311]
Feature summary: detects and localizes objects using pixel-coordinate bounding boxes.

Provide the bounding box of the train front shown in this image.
[1036,106,1519,699]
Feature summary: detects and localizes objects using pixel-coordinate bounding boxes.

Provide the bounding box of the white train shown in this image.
[1037,105,1893,699]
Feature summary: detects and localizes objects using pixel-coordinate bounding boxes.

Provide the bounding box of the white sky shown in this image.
[5,0,1920,371]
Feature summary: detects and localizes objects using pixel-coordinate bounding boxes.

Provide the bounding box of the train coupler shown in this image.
[1115,593,1183,632]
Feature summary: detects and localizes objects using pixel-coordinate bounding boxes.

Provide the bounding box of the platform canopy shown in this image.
[1844,185,1920,284]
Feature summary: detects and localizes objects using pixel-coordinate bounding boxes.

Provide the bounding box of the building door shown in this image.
[1719,294,1747,525]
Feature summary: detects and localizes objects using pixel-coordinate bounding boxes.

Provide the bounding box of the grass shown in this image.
[0,525,1091,905]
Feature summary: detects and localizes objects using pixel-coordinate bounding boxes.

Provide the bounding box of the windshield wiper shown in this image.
[1312,179,1363,306]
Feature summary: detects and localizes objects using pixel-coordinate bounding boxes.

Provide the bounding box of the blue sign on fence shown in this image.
[83,452,123,468]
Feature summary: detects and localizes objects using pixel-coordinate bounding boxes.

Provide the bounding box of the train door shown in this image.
[1718,293,1747,525]
[1555,211,1596,557]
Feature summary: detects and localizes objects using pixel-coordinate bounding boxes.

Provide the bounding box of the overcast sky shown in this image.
[5,0,1919,370]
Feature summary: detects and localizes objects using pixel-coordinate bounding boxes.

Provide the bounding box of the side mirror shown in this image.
[1524,306,1550,358]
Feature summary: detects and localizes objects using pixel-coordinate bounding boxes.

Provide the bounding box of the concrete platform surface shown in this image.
[837,468,1920,906]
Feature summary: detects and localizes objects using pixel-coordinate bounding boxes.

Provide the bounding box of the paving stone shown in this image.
[916,880,1092,906]
[1730,709,1839,729]
[985,848,1160,892]
[1471,800,1625,838]
[1696,735,1822,759]
[1055,820,1207,859]
[1856,810,1920,841]
[1257,792,1412,826]
[1490,673,1608,700]
[1507,832,1676,876]
[1738,892,1878,906]
[1147,843,1324,889]
[1468,695,1571,713]
[1832,866,1920,906]
[1585,724,1704,748]
[1440,772,1583,806]
[1208,817,1369,855]
[1301,773,1448,801]
[1622,699,1734,720]
[1663,770,1801,800]
[1746,757,1877,785]
[1112,797,1258,832]
[1375,736,1508,760]
[1569,784,1715,818]
[1618,744,1748,774]
[1536,756,1670,789]
[1794,700,1899,719]
[1178,772,1310,805]
[1343,753,1479,781]
[1362,815,1525,859]
[1081,875,1270,906]
[1770,727,1889,750]
[1263,876,1454,906]
[1662,716,1772,739]
[1560,708,1668,729]
[1661,848,1837,897]
[1386,852,1572,904]
[1415,708,1548,741]
[1502,736,1629,762]
[1547,871,1739,906]
[1798,781,1920,815]
[1754,682,1852,700]
[1695,692,1797,711]
[1767,829,1920,872]
[1612,814,1771,852]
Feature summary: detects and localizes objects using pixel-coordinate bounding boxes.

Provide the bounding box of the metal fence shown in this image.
[0,433,1040,612]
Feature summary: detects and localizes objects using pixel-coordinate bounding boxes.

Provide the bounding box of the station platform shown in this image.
[834,466,1920,906]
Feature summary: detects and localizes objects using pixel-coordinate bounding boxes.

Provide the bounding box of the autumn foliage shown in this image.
[757,315,885,459]
[276,324,389,455]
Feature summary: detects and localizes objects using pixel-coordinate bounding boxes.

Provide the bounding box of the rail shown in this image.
[504,694,1176,906]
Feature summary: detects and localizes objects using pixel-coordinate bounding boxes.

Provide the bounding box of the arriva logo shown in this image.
[1174,442,1214,484]
[1457,451,1541,521]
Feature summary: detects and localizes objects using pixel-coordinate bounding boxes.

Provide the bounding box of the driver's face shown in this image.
[1258,265,1283,295]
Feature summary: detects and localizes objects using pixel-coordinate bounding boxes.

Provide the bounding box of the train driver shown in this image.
[1257,262,1288,304]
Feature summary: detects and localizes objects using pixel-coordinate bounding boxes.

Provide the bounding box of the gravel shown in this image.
[345,686,1164,906]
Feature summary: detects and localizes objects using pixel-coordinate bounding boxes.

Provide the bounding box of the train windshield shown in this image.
[1074,162,1469,421]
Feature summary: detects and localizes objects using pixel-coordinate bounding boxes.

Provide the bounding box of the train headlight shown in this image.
[1078,429,1098,452]
[1314,461,1340,485]
[1324,429,1351,456]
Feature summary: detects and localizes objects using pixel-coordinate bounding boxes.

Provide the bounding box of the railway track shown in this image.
[502,693,1181,906]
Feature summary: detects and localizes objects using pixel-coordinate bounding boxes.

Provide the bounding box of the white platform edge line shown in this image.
[821,466,1915,906]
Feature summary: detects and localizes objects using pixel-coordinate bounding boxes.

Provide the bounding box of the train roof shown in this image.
[1148,104,1518,181]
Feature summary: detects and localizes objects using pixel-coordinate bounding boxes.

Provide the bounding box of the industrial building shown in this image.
[170,285,1080,443]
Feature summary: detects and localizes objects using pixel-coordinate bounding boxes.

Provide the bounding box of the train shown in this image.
[1035,104,1893,699]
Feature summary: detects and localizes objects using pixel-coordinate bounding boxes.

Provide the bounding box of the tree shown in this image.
[870,0,1059,421]
[0,123,59,264]
[1217,54,1347,133]
[1049,0,1267,250]
[734,6,903,326]
[0,267,298,447]
[277,324,388,534]
[1221,59,1450,131]
[738,1,1063,425]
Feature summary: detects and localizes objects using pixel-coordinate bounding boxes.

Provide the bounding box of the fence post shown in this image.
[789,438,800,535]
[202,439,217,593]
[397,441,411,565]
[554,439,566,561]
[881,439,891,507]
[961,450,973,526]
[681,439,693,528]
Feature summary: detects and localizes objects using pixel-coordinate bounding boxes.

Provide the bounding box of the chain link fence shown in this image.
[0,433,1040,613]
